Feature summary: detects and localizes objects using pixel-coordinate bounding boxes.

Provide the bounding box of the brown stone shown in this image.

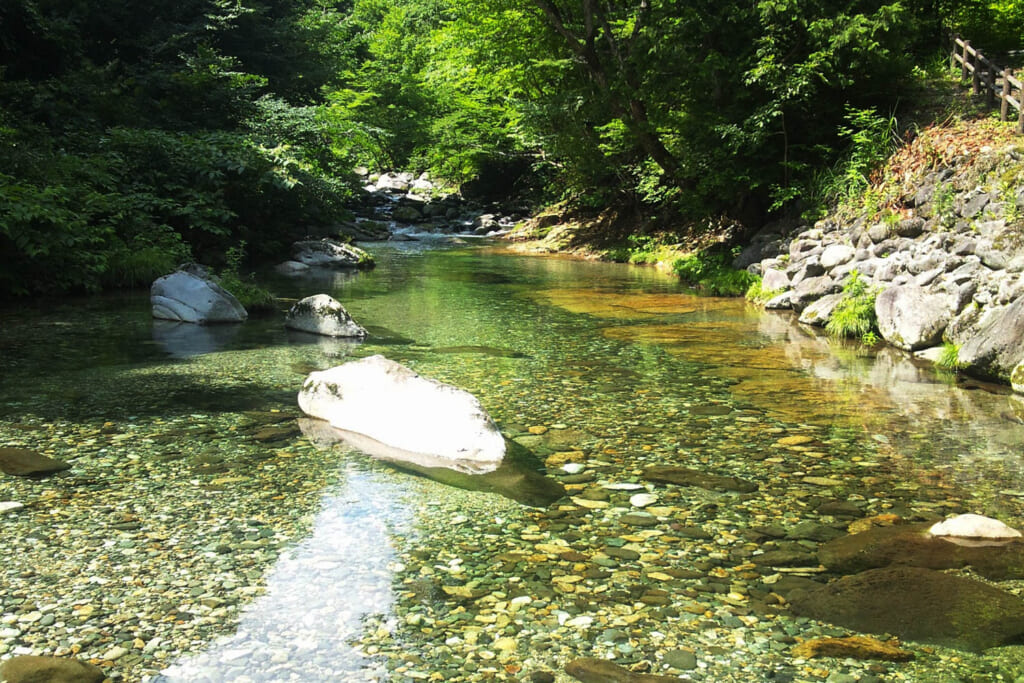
[565,657,685,682]
[785,565,1024,652]
[643,465,757,493]
[1,655,105,683]
[0,448,71,476]
[792,635,914,661]
[819,522,1024,580]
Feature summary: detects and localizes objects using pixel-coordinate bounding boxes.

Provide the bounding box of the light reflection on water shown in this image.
[155,466,411,683]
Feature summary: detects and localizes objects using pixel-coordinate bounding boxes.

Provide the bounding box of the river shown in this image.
[2,239,1024,682]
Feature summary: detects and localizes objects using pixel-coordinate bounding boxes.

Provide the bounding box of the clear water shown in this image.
[3,240,1024,682]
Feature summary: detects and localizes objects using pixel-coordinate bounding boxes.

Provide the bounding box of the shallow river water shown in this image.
[3,240,1024,682]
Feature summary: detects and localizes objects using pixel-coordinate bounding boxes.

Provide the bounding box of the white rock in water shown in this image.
[298,355,505,468]
[928,513,1022,539]
[562,463,585,474]
[285,294,367,338]
[629,493,658,508]
[0,501,24,514]
[151,265,247,324]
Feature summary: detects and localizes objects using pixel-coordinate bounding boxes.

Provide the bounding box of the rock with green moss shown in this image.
[291,238,375,269]
[285,294,367,338]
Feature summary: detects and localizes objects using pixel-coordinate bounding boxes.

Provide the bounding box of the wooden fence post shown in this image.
[962,40,971,81]
[987,61,996,105]
[1002,69,1012,121]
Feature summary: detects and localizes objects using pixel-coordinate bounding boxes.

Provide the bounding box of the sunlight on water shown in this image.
[155,466,411,683]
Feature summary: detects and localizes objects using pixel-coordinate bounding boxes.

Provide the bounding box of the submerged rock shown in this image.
[0,448,71,476]
[785,565,1024,652]
[285,294,367,338]
[150,264,247,324]
[0,655,104,683]
[818,522,1024,580]
[643,465,758,493]
[791,635,915,662]
[565,657,685,682]
[298,355,506,470]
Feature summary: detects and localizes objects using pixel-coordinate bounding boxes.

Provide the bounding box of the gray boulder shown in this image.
[150,265,247,324]
[761,267,790,293]
[820,244,856,270]
[875,285,957,351]
[799,293,844,326]
[285,294,367,338]
[791,276,841,312]
[958,296,1024,382]
[292,238,375,269]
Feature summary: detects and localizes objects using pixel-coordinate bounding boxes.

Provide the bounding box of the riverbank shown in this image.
[504,116,1024,395]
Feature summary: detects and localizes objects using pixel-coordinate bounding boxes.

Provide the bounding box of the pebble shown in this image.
[629,493,658,508]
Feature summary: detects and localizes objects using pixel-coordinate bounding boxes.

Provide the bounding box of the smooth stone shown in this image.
[663,649,698,670]
[643,465,757,493]
[620,512,658,527]
[150,264,247,323]
[785,565,1024,652]
[928,513,1022,539]
[298,355,505,470]
[565,657,686,682]
[0,656,105,683]
[629,493,658,508]
[819,523,1024,580]
[0,448,71,476]
[0,501,25,514]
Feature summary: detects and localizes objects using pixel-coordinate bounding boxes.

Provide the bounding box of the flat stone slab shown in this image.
[643,465,758,493]
[1,655,104,683]
[785,565,1024,652]
[0,448,71,476]
[818,522,1024,580]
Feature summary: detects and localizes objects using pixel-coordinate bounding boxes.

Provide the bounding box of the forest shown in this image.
[2,0,1023,297]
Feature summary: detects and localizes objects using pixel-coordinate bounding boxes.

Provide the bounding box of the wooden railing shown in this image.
[951,34,1024,133]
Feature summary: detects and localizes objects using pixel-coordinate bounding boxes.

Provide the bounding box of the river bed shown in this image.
[3,241,1024,682]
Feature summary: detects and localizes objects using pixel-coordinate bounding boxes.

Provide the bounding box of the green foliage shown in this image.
[672,249,760,296]
[825,271,879,342]
[745,279,785,304]
[933,182,957,227]
[937,342,964,371]
[0,0,360,296]
[217,242,278,313]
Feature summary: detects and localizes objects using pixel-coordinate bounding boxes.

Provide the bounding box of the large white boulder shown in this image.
[151,265,247,324]
[929,514,1022,539]
[297,355,506,469]
[285,294,367,338]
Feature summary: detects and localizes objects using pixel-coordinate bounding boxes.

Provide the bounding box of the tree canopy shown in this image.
[1,0,1018,295]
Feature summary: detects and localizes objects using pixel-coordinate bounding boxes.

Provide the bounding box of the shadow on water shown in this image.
[298,418,564,507]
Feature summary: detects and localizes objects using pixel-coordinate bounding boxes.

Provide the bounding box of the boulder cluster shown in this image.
[739,144,1024,392]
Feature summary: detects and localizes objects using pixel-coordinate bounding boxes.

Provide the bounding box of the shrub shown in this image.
[937,342,963,371]
[218,242,278,313]
[671,248,760,296]
[825,271,879,342]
